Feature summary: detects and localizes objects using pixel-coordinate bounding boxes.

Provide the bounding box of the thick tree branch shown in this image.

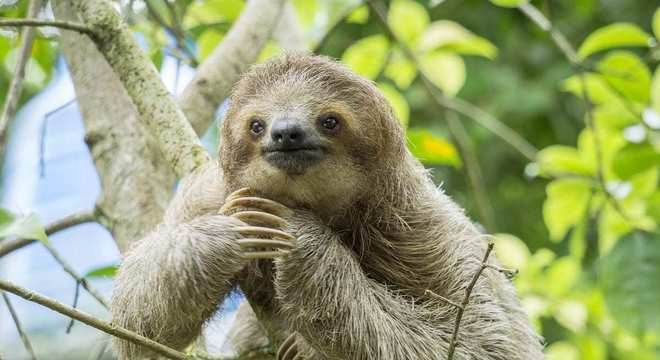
[273,2,307,52]
[69,0,210,178]
[2,292,38,360]
[179,0,286,136]
[52,0,175,252]
[0,0,43,159]
[0,19,96,37]
[0,210,96,257]
[0,279,189,360]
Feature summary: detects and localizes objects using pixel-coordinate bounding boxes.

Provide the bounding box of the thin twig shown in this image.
[0,279,190,360]
[42,241,109,308]
[144,0,198,66]
[484,263,519,279]
[517,2,630,221]
[0,0,43,158]
[0,209,97,257]
[424,289,463,309]
[0,19,97,37]
[66,281,81,333]
[447,242,495,360]
[2,291,38,360]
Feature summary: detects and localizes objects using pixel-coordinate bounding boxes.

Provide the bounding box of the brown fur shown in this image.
[111,54,544,359]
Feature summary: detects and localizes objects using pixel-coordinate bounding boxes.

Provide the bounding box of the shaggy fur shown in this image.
[111,54,544,359]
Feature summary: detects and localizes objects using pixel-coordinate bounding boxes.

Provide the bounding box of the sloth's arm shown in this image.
[275,212,444,360]
[111,163,293,359]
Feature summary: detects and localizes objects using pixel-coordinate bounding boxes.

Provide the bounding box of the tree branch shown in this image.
[69,0,210,178]
[178,0,286,136]
[0,0,43,158]
[42,241,109,308]
[0,18,96,37]
[447,242,495,360]
[0,210,97,257]
[273,2,308,52]
[2,291,38,360]
[0,279,190,360]
[517,2,630,220]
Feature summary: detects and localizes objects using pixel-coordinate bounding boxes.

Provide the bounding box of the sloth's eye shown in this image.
[250,119,265,135]
[320,115,340,131]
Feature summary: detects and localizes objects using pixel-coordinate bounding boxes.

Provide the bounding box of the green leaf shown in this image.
[384,48,418,89]
[493,233,530,270]
[612,143,660,180]
[419,20,497,59]
[292,0,317,28]
[84,264,118,278]
[387,0,429,46]
[543,179,592,241]
[197,30,223,61]
[593,104,639,129]
[601,231,660,334]
[407,128,460,167]
[537,145,594,176]
[184,0,244,29]
[341,35,389,80]
[652,67,660,113]
[489,0,528,7]
[420,51,465,96]
[544,256,581,296]
[377,83,409,128]
[563,73,623,106]
[0,209,48,244]
[597,51,651,104]
[653,7,660,40]
[346,5,369,24]
[577,23,652,59]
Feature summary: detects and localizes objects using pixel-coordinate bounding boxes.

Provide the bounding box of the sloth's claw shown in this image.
[231,210,288,228]
[221,196,292,217]
[243,250,289,259]
[224,187,253,203]
[236,226,296,242]
[277,333,298,360]
[237,238,295,250]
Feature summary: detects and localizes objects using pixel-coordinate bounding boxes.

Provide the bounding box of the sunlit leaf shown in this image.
[537,145,594,177]
[387,0,429,46]
[652,67,660,113]
[292,0,317,28]
[545,256,581,296]
[420,51,465,96]
[419,20,497,59]
[543,179,592,241]
[84,264,118,278]
[407,128,460,167]
[493,233,530,270]
[184,0,244,29]
[577,23,652,59]
[593,104,639,129]
[377,83,409,128]
[597,51,651,104]
[341,35,389,80]
[577,336,607,360]
[384,48,418,89]
[612,143,660,180]
[0,209,48,244]
[563,73,623,106]
[555,300,587,333]
[346,5,369,24]
[489,0,528,8]
[197,30,223,61]
[545,341,579,360]
[601,231,660,334]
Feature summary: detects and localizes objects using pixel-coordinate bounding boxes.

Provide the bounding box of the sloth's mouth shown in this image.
[262,146,327,174]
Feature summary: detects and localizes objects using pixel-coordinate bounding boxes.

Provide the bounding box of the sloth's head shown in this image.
[220,54,407,214]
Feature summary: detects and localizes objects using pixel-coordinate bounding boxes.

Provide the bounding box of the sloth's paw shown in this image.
[221,187,297,259]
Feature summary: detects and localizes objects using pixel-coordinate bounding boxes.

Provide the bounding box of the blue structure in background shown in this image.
[0,56,240,359]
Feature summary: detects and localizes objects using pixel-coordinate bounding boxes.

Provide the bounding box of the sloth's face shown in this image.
[220,55,403,214]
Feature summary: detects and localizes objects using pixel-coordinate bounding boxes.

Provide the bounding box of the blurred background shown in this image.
[0,0,659,359]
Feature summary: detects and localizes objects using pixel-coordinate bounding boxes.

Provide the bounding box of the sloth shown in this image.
[111,53,544,360]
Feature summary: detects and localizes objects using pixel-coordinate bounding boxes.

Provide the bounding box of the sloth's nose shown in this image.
[270,119,306,148]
